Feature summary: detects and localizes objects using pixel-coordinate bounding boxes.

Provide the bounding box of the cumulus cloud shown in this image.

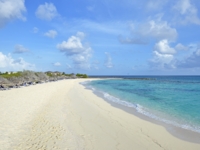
[154,39,176,54]
[104,52,113,68]
[13,44,29,54]
[53,62,61,66]
[57,33,84,54]
[35,2,58,21]
[150,51,175,70]
[175,43,189,51]
[0,52,35,71]
[173,0,200,25]
[121,17,177,45]
[150,41,199,70]
[177,49,200,68]
[44,30,57,38]
[0,0,26,28]
[139,19,177,42]
[150,39,177,69]
[57,32,92,70]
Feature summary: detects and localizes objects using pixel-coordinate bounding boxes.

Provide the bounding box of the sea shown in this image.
[85,76,200,134]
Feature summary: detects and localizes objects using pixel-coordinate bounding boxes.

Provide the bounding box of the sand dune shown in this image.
[0,79,199,150]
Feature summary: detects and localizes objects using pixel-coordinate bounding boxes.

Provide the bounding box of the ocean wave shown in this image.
[134,104,200,133]
[103,92,136,108]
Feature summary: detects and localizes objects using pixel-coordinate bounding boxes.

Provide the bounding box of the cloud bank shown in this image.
[0,52,35,72]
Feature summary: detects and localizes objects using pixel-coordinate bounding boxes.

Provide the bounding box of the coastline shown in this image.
[84,79,200,144]
[0,79,200,149]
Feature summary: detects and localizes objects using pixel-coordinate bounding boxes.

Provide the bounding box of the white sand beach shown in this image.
[0,79,200,150]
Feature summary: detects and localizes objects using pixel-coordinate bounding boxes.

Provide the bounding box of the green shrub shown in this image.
[76,73,88,78]
[0,72,22,78]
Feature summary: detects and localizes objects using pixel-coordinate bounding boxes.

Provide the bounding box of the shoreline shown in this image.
[84,79,200,144]
[92,88,200,143]
[0,79,200,149]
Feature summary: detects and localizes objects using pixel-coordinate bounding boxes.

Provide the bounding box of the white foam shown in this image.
[103,92,136,108]
[84,82,200,133]
[107,94,200,133]
[135,104,200,133]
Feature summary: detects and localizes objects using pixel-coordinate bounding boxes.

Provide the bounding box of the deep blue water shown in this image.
[87,76,200,133]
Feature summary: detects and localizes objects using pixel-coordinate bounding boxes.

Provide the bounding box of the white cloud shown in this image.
[150,41,200,70]
[44,30,57,38]
[175,43,189,51]
[35,2,58,21]
[146,0,167,11]
[177,0,191,14]
[33,27,39,33]
[174,0,200,25]
[0,0,26,28]
[104,52,113,68]
[72,47,92,70]
[57,32,92,70]
[176,48,200,68]
[57,36,83,54]
[121,17,178,45]
[150,51,175,69]
[13,44,29,54]
[196,49,200,56]
[53,62,61,66]
[77,20,124,35]
[0,52,35,71]
[150,39,177,69]
[140,19,177,41]
[154,51,174,64]
[154,39,176,54]
[76,31,85,39]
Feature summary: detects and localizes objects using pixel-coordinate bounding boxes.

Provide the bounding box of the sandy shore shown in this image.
[0,79,200,150]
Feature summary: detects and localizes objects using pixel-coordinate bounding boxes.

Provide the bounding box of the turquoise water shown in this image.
[87,76,200,133]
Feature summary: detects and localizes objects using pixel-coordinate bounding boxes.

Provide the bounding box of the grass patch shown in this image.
[0,72,22,79]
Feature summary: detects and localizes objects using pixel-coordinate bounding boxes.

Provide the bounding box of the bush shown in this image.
[0,72,22,78]
[76,73,88,78]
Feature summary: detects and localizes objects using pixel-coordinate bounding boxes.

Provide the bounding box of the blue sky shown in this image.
[0,0,200,75]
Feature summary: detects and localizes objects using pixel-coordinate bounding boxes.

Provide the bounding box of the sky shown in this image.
[0,0,200,75]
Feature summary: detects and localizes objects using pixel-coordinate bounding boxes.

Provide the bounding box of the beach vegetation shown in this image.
[76,73,88,78]
[60,73,76,77]
[46,72,54,77]
[0,71,22,78]
[45,71,63,77]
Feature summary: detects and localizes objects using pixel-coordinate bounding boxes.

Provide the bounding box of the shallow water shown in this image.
[87,76,200,133]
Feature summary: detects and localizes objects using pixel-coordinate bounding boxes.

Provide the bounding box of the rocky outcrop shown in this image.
[0,71,78,90]
[0,76,11,85]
